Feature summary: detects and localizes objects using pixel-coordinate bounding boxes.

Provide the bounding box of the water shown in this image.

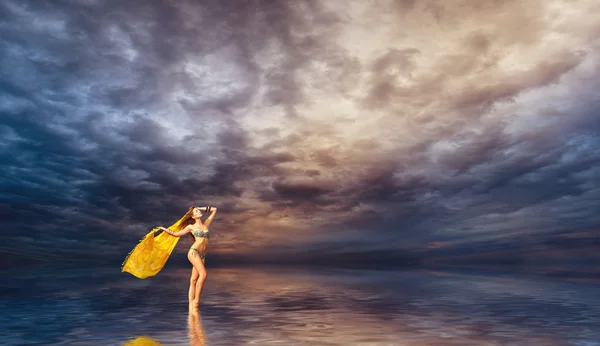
[1,265,599,345]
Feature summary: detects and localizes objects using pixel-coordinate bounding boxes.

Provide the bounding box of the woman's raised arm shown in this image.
[204,206,217,227]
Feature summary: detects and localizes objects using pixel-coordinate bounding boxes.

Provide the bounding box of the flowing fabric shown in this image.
[121,213,190,279]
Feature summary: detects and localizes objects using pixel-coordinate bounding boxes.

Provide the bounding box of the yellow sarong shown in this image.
[121,213,189,279]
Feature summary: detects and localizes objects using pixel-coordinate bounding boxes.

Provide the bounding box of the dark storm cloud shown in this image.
[0,0,331,263]
[1,0,600,267]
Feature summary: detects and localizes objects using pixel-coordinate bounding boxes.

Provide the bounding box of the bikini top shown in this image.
[193,228,210,239]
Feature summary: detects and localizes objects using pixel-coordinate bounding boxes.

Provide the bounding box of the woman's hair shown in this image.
[177,206,199,241]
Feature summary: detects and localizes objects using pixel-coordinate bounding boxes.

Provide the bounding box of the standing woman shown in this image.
[157,206,217,313]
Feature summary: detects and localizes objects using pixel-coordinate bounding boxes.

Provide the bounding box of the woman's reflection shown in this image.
[122,314,207,346]
[188,311,208,346]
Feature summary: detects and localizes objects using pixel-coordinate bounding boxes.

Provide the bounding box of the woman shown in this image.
[157,205,217,312]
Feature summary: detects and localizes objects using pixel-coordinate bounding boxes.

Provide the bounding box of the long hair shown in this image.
[177,206,199,241]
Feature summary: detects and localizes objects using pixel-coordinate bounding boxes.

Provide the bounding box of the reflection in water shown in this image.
[1,265,600,345]
[119,312,207,346]
[188,312,208,346]
[123,336,164,346]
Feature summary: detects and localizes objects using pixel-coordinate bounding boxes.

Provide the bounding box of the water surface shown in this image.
[1,266,599,345]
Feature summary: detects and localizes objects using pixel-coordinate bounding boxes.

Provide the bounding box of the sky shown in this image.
[1,0,600,267]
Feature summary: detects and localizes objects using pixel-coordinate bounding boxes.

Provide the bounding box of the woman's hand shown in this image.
[156,226,168,233]
[157,226,175,236]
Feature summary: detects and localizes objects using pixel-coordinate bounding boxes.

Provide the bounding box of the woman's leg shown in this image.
[189,266,199,307]
[187,251,208,311]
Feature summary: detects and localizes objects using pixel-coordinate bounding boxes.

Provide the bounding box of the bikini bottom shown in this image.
[189,247,206,260]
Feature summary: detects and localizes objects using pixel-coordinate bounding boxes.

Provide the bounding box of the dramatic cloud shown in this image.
[1,0,599,265]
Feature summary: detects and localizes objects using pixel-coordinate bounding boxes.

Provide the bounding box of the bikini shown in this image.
[189,228,210,260]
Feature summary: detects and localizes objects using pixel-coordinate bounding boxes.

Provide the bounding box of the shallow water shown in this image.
[1,265,599,345]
